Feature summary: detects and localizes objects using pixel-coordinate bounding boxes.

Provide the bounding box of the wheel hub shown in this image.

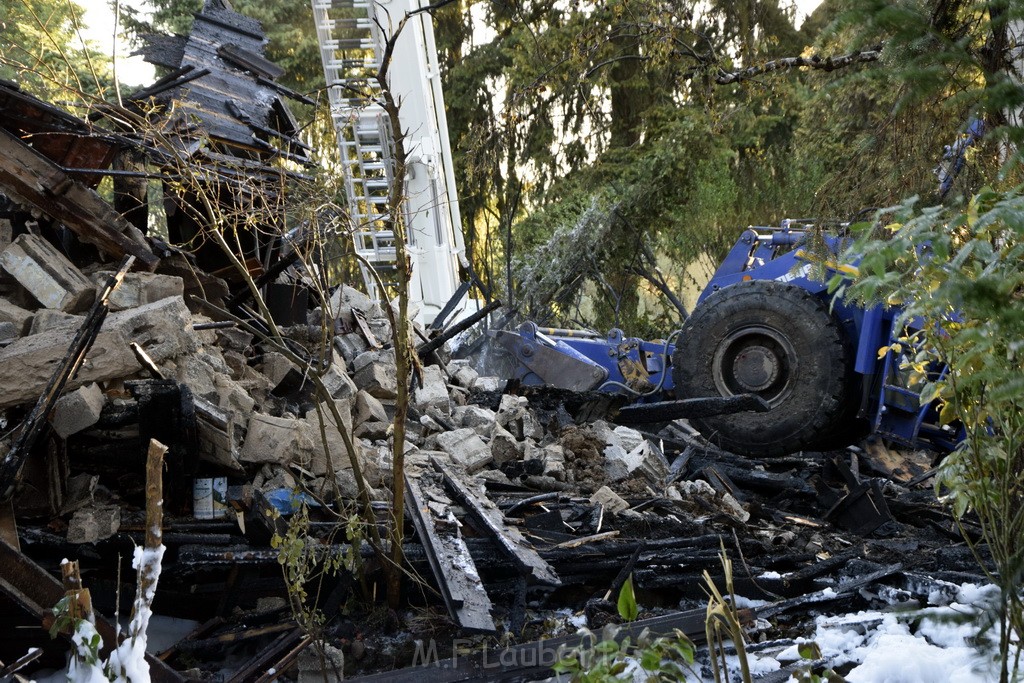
[731,345,779,392]
[711,325,796,406]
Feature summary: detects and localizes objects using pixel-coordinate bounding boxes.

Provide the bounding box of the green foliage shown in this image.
[0,0,113,101]
[552,624,696,683]
[616,575,639,622]
[792,641,847,682]
[837,185,1024,681]
[553,576,694,681]
[49,595,79,640]
[269,497,353,636]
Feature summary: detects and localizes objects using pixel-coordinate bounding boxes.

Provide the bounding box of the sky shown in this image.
[79,0,155,86]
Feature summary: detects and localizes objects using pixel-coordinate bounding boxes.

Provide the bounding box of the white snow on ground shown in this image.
[777,582,1013,683]
[611,582,1014,683]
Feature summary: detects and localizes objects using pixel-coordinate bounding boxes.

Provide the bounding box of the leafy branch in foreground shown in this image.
[552,574,696,682]
[837,186,1024,683]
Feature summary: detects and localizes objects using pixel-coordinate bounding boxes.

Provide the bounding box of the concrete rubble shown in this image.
[0,209,970,682]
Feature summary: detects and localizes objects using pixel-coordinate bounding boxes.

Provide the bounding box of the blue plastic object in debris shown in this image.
[265,488,319,515]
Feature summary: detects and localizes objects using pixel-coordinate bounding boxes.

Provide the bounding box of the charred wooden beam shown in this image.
[434,457,560,586]
[405,472,496,633]
[217,44,285,79]
[0,258,133,502]
[757,563,904,619]
[225,629,307,683]
[417,300,502,359]
[0,128,157,268]
[613,394,770,424]
[174,621,298,653]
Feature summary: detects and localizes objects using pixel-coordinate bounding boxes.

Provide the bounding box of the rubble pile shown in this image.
[0,3,992,682]
[0,230,988,679]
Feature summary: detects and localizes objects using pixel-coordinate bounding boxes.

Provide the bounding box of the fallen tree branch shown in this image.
[715,47,883,84]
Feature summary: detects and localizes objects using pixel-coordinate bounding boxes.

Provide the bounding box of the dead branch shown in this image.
[715,47,883,84]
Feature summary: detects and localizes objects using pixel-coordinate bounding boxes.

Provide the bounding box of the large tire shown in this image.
[673,280,856,456]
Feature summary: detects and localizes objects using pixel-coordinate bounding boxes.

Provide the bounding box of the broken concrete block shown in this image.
[28,309,83,335]
[495,395,544,440]
[215,374,256,415]
[470,376,503,393]
[304,398,355,476]
[602,444,631,482]
[322,353,357,399]
[49,383,105,438]
[353,349,397,399]
[490,423,524,466]
[447,360,479,388]
[0,298,32,336]
[261,467,297,492]
[330,284,375,318]
[721,492,750,522]
[453,404,496,431]
[435,428,493,473]
[602,438,667,485]
[174,351,232,402]
[0,321,16,342]
[261,351,298,387]
[615,441,669,485]
[94,271,184,311]
[67,504,121,543]
[497,394,527,412]
[0,218,10,249]
[365,313,392,345]
[0,296,193,409]
[355,420,390,440]
[419,413,445,434]
[612,425,645,453]
[539,443,567,481]
[593,421,660,482]
[414,365,450,415]
[0,234,94,311]
[215,327,254,352]
[354,390,388,426]
[590,486,629,514]
[352,350,376,372]
[106,296,195,362]
[678,479,717,499]
[240,413,311,466]
[221,350,248,378]
[333,333,369,363]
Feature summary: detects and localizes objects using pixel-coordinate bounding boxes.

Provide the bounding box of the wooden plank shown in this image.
[0,500,19,550]
[405,472,496,633]
[433,457,560,586]
[225,629,305,683]
[0,128,157,269]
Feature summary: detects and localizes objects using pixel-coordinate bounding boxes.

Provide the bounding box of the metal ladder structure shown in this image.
[311,0,471,324]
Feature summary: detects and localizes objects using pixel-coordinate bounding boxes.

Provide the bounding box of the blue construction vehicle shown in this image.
[496,219,962,457]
